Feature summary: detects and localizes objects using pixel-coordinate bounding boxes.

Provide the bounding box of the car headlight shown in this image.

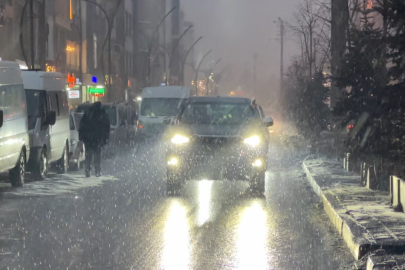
[244,135,260,147]
[171,134,190,145]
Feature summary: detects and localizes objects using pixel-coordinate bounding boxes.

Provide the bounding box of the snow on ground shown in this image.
[304,157,405,249]
[0,172,119,197]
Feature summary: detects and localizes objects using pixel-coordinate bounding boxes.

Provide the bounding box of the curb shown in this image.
[302,159,371,260]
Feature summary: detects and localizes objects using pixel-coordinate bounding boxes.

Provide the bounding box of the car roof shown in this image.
[142,86,191,98]
[188,96,252,104]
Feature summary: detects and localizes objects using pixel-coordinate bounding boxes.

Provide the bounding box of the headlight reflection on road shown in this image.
[197,180,213,226]
[236,202,268,270]
[161,200,191,270]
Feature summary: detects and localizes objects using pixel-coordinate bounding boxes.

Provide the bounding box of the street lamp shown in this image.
[180,36,203,86]
[193,50,212,95]
[83,0,111,100]
[168,24,193,85]
[146,6,178,86]
[206,58,221,95]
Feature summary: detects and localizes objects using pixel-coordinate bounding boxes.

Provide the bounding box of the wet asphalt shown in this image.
[0,135,353,270]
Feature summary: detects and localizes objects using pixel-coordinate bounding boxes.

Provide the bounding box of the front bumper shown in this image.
[166,142,268,180]
[137,124,166,138]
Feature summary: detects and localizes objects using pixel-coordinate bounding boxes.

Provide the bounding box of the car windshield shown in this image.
[140,98,182,117]
[102,105,117,126]
[25,90,41,130]
[181,102,255,125]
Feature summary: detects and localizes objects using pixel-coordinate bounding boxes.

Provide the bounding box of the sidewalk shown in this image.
[302,156,405,261]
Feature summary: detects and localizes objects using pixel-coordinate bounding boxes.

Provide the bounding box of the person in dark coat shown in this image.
[79,102,110,177]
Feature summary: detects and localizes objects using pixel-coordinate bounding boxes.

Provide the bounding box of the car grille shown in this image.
[191,136,243,157]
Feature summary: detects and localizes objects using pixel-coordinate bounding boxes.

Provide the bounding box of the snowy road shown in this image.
[0,135,353,269]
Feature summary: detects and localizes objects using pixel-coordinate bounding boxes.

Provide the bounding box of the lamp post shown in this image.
[206,58,221,95]
[147,6,177,86]
[180,36,203,86]
[212,64,232,95]
[168,24,193,85]
[83,0,111,99]
[193,50,212,95]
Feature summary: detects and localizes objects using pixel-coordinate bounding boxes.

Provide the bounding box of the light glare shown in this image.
[244,135,260,147]
[171,134,190,144]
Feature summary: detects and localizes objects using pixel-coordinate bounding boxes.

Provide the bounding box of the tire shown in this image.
[57,145,69,174]
[250,171,265,194]
[10,151,26,187]
[33,148,48,180]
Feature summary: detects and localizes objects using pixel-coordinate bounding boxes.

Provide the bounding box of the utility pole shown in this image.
[279,17,284,92]
[30,0,34,69]
[253,53,257,97]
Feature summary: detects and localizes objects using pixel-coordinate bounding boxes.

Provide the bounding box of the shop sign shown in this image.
[68,90,80,99]
[88,86,105,97]
[67,73,76,88]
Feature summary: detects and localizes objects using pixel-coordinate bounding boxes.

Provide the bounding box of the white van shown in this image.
[138,86,191,138]
[0,61,30,187]
[21,71,70,179]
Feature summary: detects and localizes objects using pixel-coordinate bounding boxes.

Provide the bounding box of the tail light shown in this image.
[347,124,354,131]
[137,120,144,129]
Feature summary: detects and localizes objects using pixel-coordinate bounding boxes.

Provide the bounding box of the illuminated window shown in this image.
[66,41,79,67]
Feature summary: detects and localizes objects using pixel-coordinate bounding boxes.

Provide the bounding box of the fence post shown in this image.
[366,165,377,190]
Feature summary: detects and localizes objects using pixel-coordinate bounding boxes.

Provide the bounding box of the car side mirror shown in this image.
[46,111,56,126]
[0,110,3,128]
[263,117,273,127]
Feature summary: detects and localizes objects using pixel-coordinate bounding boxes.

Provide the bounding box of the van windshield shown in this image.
[140,98,183,117]
[25,90,43,130]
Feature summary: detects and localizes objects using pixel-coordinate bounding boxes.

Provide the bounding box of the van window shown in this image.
[0,84,27,121]
[25,90,47,130]
[59,92,69,116]
[49,93,60,116]
[70,114,75,130]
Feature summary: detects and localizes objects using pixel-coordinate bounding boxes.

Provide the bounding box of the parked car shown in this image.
[0,61,30,187]
[69,111,85,170]
[21,71,70,179]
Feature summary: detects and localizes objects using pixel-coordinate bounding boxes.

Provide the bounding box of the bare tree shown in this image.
[289,0,331,79]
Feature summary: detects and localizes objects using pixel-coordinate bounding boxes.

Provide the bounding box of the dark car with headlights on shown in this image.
[165,96,273,194]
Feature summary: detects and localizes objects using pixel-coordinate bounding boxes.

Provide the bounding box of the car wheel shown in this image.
[57,145,69,174]
[33,148,48,180]
[10,151,26,187]
[250,171,265,194]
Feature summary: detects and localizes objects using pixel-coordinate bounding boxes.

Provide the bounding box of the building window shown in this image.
[66,41,79,69]
[93,33,97,68]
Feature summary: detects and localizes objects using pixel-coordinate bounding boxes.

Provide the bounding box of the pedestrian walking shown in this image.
[79,102,110,177]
